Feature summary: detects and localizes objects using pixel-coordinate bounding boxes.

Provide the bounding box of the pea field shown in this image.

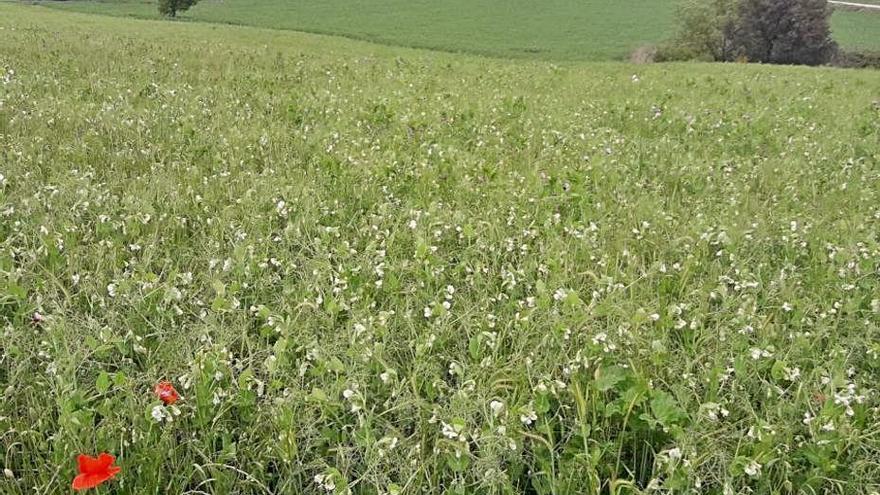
[1,3,880,494]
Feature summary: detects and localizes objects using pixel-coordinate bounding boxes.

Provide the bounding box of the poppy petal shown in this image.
[77,454,102,474]
[72,473,105,490]
[96,453,116,471]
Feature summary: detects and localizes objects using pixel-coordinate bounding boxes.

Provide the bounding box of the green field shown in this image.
[2,2,880,495]
[39,0,880,61]
[833,9,880,51]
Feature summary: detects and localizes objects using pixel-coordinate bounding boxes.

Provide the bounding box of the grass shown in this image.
[37,0,880,61]
[2,3,880,495]
[832,9,880,51]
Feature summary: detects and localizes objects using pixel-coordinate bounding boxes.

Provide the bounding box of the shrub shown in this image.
[630,45,658,64]
[158,0,199,18]
[663,0,738,62]
[831,49,880,68]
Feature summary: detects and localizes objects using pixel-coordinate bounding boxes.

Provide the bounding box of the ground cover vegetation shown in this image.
[1,3,880,494]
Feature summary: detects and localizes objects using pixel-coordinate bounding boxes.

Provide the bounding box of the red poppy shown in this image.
[72,453,121,491]
[154,381,180,405]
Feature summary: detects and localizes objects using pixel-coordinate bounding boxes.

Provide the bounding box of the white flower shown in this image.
[782,302,793,312]
[107,283,117,297]
[441,421,465,440]
[702,402,729,421]
[381,436,398,451]
[520,405,538,426]
[423,306,433,318]
[170,285,185,300]
[151,405,168,422]
[744,460,762,478]
[489,400,504,417]
[668,447,682,460]
[749,348,772,360]
[313,473,336,492]
[783,367,801,382]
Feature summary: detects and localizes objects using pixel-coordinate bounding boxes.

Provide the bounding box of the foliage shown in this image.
[661,0,738,62]
[731,0,837,65]
[832,48,880,68]
[665,0,840,65]
[158,0,198,18]
[2,3,880,494]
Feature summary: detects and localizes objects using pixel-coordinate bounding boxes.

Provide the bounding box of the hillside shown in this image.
[1,3,880,494]
[40,0,880,61]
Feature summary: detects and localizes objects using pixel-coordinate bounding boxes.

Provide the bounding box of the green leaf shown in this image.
[650,390,686,428]
[468,335,481,360]
[309,387,329,402]
[112,372,127,387]
[415,240,429,259]
[595,365,629,392]
[211,295,229,312]
[264,355,278,373]
[445,449,470,472]
[237,368,254,388]
[770,360,787,382]
[536,392,552,414]
[95,371,111,393]
[326,357,345,373]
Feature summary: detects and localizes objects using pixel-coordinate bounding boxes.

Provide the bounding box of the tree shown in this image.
[159,0,199,18]
[731,0,836,65]
[662,0,838,66]
[665,0,738,61]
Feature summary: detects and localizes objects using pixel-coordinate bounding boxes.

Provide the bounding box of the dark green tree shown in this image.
[731,0,836,65]
[663,0,837,65]
[159,0,199,18]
